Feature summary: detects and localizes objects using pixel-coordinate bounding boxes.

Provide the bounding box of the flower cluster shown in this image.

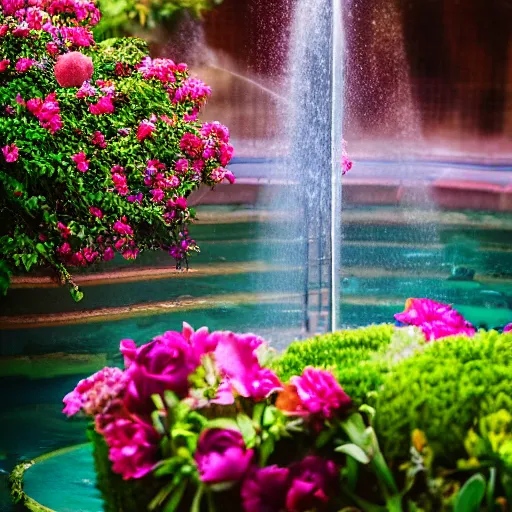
[63,324,358,511]
[395,298,476,340]
[0,3,235,300]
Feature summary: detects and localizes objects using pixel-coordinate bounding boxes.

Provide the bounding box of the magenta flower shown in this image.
[15,58,35,73]
[2,144,19,162]
[0,25,7,37]
[195,429,254,484]
[57,221,71,238]
[113,220,133,236]
[150,189,165,203]
[62,367,127,417]
[122,331,198,414]
[0,59,10,72]
[26,92,62,133]
[89,206,103,218]
[54,51,93,87]
[175,158,189,173]
[504,324,512,333]
[286,456,338,512]
[394,298,476,341]
[180,132,203,158]
[241,465,290,512]
[211,167,236,184]
[76,81,97,98]
[102,417,159,480]
[137,119,156,142]
[341,139,352,175]
[46,42,59,55]
[72,152,89,172]
[213,332,282,403]
[89,95,114,115]
[181,322,218,360]
[290,367,352,420]
[103,247,115,261]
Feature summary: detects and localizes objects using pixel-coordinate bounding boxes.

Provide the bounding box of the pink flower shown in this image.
[503,324,512,333]
[89,206,103,218]
[62,367,127,417]
[211,167,236,184]
[2,144,19,162]
[213,332,282,403]
[15,58,35,73]
[171,77,211,107]
[136,119,155,141]
[57,242,71,256]
[180,132,203,158]
[103,247,115,261]
[241,465,290,512]
[76,81,97,98]
[219,143,235,167]
[394,298,476,341]
[12,22,30,37]
[111,169,128,196]
[137,57,178,83]
[83,247,99,263]
[160,114,174,125]
[290,367,352,420]
[26,92,62,133]
[201,122,230,143]
[150,189,164,203]
[122,331,198,414]
[103,417,159,480]
[113,220,133,236]
[174,158,189,173]
[71,152,89,172]
[46,42,59,55]
[341,140,352,175]
[54,51,94,87]
[286,457,338,512]
[195,429,254,484]
[121,248,139,260]
[0,25,8,37]
[57,221,71,238]
[0,59,10,72]
[91,131,106,148]
[89,96,114,115]
[15,94,25,106]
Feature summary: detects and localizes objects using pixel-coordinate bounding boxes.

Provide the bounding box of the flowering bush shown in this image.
[0,0,234,300]
[60,300,512,511]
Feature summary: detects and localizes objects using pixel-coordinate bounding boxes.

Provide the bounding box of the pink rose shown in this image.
[122,331,198,414]
[286,457,338,512]
[54,51,93,87]
[290,367,352,420]
[241,465,290,512]
[195,429,254,484]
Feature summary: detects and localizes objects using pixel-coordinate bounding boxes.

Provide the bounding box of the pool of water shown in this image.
[1,204,511,510]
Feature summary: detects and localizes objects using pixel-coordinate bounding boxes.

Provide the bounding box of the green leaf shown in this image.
[486,467,496,510]
[454,473,486,512]
[205,418,240,432]
[191,484,204,512]
[69,286,84,302]
[237,414,257,447]
[163,480,188,512]
[336,443,370,464]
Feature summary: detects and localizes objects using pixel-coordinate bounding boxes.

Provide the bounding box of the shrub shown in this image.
[272,324,394,404]
[0,1,234,300]
[375,329,512,463]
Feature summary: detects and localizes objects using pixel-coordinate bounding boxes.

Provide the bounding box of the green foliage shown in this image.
[272,324,395,404]
[94,0,224,40]
[0,8,233,299]
[375,330,512,463]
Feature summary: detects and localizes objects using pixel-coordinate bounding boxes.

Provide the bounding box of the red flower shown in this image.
[0,59,10,72]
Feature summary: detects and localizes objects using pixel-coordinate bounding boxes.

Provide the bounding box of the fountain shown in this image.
[256,0,345,340]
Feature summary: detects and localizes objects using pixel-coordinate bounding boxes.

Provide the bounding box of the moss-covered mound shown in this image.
[272,324,394,404]
[375,329,512,463]
[275,326,512,466]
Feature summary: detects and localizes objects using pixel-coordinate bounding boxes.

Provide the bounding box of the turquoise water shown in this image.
[1,205,511,510]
